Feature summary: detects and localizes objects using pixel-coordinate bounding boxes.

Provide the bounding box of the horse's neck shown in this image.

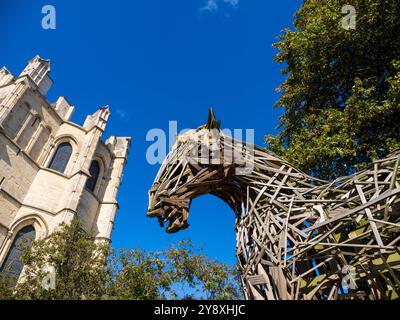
[234,158,321,219]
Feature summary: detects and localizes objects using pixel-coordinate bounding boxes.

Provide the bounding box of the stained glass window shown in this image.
[0,226,36,285]
[85,160,100,192]
[48,142,72,173]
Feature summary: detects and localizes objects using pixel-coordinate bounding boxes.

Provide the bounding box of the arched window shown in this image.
[17,115,41,149]
[4,103,30,139]
[48,142,72,173]
[0,226,36,285]
[29,126,52,161]
[85,160,101,192]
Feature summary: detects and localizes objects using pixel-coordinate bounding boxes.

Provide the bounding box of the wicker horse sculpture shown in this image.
[147,110,400,300]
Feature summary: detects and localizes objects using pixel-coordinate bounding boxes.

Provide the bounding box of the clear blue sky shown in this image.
[0,0,301,266]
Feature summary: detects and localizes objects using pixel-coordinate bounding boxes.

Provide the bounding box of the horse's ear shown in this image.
[205,108,221,130]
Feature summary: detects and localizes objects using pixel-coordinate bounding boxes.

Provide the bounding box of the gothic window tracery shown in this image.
[0,226,36,285]
[48,142,72,174]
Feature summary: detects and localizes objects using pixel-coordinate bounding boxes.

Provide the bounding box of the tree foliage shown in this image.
[266,0,400,180]
[0,221,241,300]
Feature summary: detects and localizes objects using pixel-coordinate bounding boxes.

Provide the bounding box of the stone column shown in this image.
[58,107,111,225]
[95,137,131,240]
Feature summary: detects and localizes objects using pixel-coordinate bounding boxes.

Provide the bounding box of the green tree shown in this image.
[0,221,241,300]
[266,0,400,180]
[0,276,15,300]
[9,221,110,300]
[109,241,240,300]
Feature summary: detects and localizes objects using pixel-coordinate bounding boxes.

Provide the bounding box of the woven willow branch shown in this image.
[147,110,400,300]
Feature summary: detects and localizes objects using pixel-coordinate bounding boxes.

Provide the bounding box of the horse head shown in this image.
[147,109,252,233]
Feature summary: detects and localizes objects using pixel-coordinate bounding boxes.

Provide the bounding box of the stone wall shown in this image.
[0,56,131,273]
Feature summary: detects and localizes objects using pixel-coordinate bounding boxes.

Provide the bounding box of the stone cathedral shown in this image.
[0,56,131,281]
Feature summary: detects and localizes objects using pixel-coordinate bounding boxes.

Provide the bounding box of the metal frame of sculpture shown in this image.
[147,110,400,300]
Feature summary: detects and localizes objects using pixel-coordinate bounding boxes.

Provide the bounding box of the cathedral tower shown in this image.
[0,56,131,281]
